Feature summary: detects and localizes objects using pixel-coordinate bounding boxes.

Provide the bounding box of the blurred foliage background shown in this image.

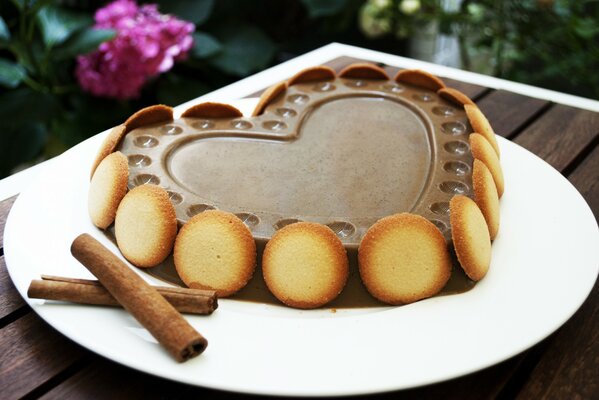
[0,0,598,178]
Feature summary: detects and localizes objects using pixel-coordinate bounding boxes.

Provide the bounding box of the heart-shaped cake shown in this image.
[88,63,503,308]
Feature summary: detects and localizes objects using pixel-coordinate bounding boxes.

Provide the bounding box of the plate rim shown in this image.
[4,134,599,397]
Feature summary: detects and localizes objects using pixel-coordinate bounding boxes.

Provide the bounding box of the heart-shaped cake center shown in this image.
[168,96,432,219]
[118,77,473,248]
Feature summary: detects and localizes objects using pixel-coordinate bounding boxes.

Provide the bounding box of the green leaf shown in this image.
[0,16,10,43]
[191,32,221,59]
[209,25,276,77]
[11,0,55,13]
[157,0,214,25]
[574,18,599,39]
[36,6,91,48]
[51,112,92,148]
[53,28,116,59]
[0,87,58,127]
[301,0,347,18]
[157,74,211,105]
[46,95,130,154]
[0,59,26,88]
[8,41,43,74]
[0,122,48,178]
[10,0,24,10]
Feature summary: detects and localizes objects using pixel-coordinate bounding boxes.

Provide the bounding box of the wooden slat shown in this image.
[0,195,17,249]
[476,90,550,138]
[514,105,599,171]
[515,283,598,400]
[568,144,599,220]
[42,347,526,400]
[0,256,25,320]
[0,313,85,399]
[39,358,189,400]
[389,356,525,400]
[513,147,599,399]
[1,55,596,400]
[442,79,489,101]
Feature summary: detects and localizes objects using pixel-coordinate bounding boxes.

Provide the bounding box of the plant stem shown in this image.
[17,1,42,82]
[51,84,78,95]
[458,30,471,71]
[493,2,505,77]
[22,76,46,92]
[458,0,472,70]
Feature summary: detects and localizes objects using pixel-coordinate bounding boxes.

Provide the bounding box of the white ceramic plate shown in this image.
[4,105,598,396]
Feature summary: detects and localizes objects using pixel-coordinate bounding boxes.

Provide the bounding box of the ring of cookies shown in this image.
[88,63,502,309]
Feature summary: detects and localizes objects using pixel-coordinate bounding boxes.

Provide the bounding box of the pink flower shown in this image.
[76,0,194,99]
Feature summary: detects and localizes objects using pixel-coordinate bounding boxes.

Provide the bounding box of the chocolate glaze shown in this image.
[116,76,476,307]
[145,245,474,309]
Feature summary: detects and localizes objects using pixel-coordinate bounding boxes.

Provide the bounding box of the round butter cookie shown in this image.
[470,133,504,198]
[287,66,336,86]
[182,102,243,119]
[339,63,389,80]
[472,159,500,240]
[123,104,173,133]
[464,104,501,157]
[437,87,475,106]
[88,151,129,229]
[252,81,287,116]
[394,69,446,91]
[115,184,178,268]
[90,125,126,179]
[450,195,491,281]
[91,104,172,178]
[174,210,256,297]
[262,222,348,309]
[358,213,451,305]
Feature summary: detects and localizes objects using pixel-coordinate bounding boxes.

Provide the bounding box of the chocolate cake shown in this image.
[88,63,503,307]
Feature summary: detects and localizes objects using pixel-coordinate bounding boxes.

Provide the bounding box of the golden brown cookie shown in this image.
[252,81,287,116]
[338,63,389,80]
[115,184,178,268]
[182,102,243,119]
[470,133,504,198]
[287,66,336,86]
[124,104,173,134]
[358,213,451,305]
[90,125,127,179]
[464,104,501,157]
[450,195,491,281]
[174,210,256,297]
[472,159,500,240]
[437,87,475,106]
[262,222,348,309]
[394,69,446,91]
[88,152,129,229]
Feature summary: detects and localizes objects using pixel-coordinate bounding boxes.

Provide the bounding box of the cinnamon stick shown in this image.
[27,276,218,315]
[70,234,207,362]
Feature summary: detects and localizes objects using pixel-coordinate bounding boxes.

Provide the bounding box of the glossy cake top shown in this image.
[117,67,474,248]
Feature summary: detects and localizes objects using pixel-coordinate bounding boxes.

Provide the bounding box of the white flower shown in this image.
[359,4,392,38]
[371,0,392,9]
[399,0,421,15]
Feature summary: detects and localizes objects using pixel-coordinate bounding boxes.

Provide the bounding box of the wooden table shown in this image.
[1,48,598,399]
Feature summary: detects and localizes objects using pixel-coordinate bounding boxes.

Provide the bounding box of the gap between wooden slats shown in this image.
[513,105,599,172]
[0,256,26,322]
[0,196,17,250]
[0,313,87,400]
[508,140,599,400]
[23,59,516,400]
[4,59,599,400]
[495,105,599,399]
